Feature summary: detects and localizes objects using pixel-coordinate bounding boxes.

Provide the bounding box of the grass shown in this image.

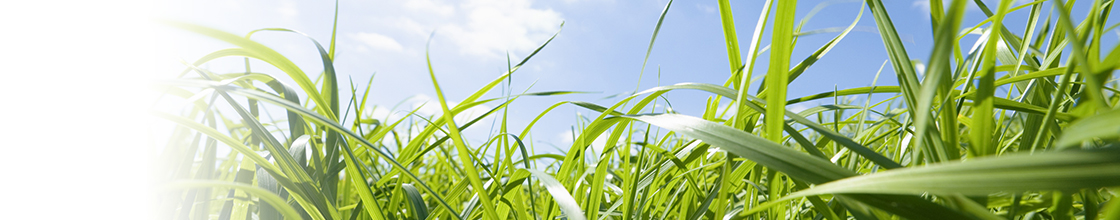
[154,0,1120,219]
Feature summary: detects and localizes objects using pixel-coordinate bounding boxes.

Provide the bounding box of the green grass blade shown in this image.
[620,113,855,184]
[525,169,587,220]
[716,0,746,90]
[756,3,864,96]
[202,85,462,219]
[970,0,1014,157]
[401,184,429,220]
[787,148,1120,196]
[620,113,971,219]
[637,0,672,92]
[425,42,500,220]
[1057,107,1120,148]
[164,21,337,120]
[164,180,305,220]
[763,0,796,143]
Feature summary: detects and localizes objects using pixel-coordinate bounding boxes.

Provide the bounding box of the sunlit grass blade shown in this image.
[762,0,796,143]
[969,0,1014,157]
[193,84,463,219]
[756,148,1120,207]
[425,45,500,220]
[1057,108,1120,149]
[620,113,973,219]
[164,180,305,220]
[163,21,336,120]
[524,169,586,220]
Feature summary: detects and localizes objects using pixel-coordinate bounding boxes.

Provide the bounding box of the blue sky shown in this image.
[153,0,1114,152]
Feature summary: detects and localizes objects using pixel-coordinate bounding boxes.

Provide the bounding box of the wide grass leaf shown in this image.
[1058,108,1120,149]
[619,113,973,219]
[525,169,586,220]
[777,148,1120,197]
[164,180,304,220]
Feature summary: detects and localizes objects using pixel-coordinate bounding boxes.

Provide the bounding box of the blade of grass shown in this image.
[763,0,796,143]
[424,40,500,220]
[164,180,305,220]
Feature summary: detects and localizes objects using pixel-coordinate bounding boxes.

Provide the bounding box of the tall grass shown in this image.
[155,0,1120,219]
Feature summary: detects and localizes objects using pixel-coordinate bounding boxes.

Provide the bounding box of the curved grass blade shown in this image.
[1057,108,1120,149]
[246,27,340,120]
[619,113,856,183]
[637,0,672,91]
[206,84,463,219]
[741,148,1120,217]
[163,21,336,120]
[787,86,901,104]
[164,180,304,220]
[425,40,500,219]
[617,113,974,219]
[756,2,864,96]
[525,169,587,220]
[401,184,429,220]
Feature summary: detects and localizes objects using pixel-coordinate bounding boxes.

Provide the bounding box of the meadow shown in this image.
[155,0,1120,219]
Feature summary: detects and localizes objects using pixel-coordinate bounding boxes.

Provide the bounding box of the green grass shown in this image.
[155,0,1120,219]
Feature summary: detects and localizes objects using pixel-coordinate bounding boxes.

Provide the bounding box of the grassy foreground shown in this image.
[155,0,1120,219]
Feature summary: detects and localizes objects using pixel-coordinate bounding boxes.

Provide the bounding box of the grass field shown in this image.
[155,0,1120,219]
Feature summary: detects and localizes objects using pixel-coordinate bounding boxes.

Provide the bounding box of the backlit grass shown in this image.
[155,0,1120,219]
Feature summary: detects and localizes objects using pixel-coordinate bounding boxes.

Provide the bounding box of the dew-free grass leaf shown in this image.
[165,180,305,220]
[525,169,586,220]
[784,148,1120,197]
[401,184,429,220]
[620,113,972,219]
[1057,108,1120,149]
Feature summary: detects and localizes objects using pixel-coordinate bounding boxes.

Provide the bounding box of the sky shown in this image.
[151,0,1115,152]
[0,0,1114,218]
[153,0,996,150]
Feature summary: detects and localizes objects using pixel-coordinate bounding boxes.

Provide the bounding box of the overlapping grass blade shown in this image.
[1057,108,1120,148]
[617,113,972,219]
[164,180,304,220]
[740,148,1120,217]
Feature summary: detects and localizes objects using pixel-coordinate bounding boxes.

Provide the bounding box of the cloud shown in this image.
[350,32,405,52]
[911,0,998,14]
[404,0,455,17]
[696,3,717,14]
[362,0,563,58]
[911,0,946,13]
[787,101,819,114]
[277,0,298,18]
[441,0,563,57]
[398,94,496,125]
[405,94,443,116]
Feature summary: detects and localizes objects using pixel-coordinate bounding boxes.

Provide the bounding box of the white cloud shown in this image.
[365,0,563,58]
[404,0,456,17]
[398,94,496,125]
[368,106,404,122]
[406,94,443,116]
[277,0,298,18]
[911,0,945,13]
[442,0,562,57]
[696,3,717,14]
[453,103,493,125]
[787,101,818,114]
[350,32,405,52]
[390,17,431,37]
[911,0,997,14]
